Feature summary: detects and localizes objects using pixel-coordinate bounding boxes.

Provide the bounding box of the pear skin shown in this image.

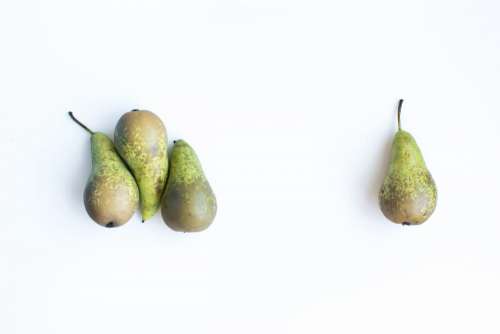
[161,140,217,232]
[69,112,139,228]
[114,110,168,222]
[379,100,437,225]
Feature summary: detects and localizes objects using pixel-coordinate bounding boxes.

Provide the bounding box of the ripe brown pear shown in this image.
[161,140,217,232]
[69,112,139,228]
[114,110,168,222]
[379,100,437,225]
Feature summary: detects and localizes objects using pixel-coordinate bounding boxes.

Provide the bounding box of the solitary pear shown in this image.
[161,140,217,232]
[114,110,168,222]
[69,112,139,228]
[379,100,437,225]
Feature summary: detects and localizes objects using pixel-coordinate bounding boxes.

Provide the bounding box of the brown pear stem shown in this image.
[68,111,94,135]
[397,99,404,131]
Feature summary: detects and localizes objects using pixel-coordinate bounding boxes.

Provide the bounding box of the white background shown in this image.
[1,0,500,333]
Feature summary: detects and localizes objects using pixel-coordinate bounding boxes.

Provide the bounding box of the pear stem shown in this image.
[68,111,94,135]
[397,99,404,131]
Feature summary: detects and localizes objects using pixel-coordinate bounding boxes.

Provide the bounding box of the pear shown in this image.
[114,110,168,222]
[69,112,139,228]
[379,100,437,225]
[161,140,217,232]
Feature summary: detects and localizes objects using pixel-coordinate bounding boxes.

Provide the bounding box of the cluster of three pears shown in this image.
[70,110,216,231]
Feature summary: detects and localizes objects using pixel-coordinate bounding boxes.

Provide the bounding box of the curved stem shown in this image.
[68,111,94,135]
[397,99,404,131]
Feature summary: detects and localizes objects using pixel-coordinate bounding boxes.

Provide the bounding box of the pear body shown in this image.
[84,133,139,227]
[114,110,168,221]
[379,130,437,225]
[161,140,217,232]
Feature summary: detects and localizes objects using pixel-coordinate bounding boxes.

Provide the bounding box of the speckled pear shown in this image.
[69,112,139,228]
[114,110,168,222]
[379,100,437,225]
[161,140,217,232]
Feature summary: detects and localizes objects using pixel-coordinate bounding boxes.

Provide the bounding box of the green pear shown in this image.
[69,112,139,228]
[379,100,437,225]
[114,110,168,222]
[161,140,217,232]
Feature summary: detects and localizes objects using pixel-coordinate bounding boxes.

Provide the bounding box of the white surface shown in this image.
[1,0,500,333]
